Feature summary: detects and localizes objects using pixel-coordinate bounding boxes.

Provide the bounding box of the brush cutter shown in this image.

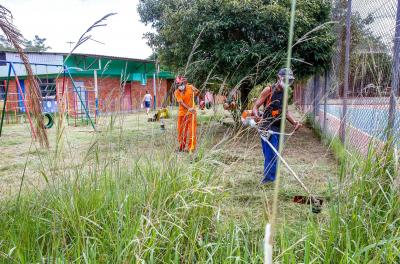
[259,129,323,213]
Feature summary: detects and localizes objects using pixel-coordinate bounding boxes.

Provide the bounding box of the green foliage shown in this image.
[0,35,14,51]
[296,144,400,263]
[288,115,400,262]
[23,35,51,52]
[138,0,335,101]
[350,13,392,95]
[334,3,392,96]
[0,34,51,52]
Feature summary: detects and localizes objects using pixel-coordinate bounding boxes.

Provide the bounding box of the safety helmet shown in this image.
[175,75,187,85]
[278,68,295,80]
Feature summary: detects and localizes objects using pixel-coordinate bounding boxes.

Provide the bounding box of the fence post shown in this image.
[313,76,316,117]
[388,0,400,141]
[340,0,352,145]
[323,70,328,134]
[333,0,344,99]
[153,72,157,110]
[313,75,320,123]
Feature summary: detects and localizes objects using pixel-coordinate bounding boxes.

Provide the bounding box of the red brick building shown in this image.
[0,52,174,121]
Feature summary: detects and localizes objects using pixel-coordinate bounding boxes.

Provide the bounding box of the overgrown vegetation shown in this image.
[0,0,398,262]
[287,143,400,263]
[138,0,335,104]
[0,110,398,262]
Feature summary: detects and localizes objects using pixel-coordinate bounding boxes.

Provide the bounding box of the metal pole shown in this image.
[388,0,400,140]
[333,0,344,99]
[62,67,70,125]
[94,69,99,121]
[11,64,37,139]
[153,72,157,110]
[313,76,317,117]
[0,64,12,136]
[341,0,352,144]
[157,63,160,107]
[0,60,63,68]
[65,68,96,131]
[323,70,328,134]
[313,75,320,118]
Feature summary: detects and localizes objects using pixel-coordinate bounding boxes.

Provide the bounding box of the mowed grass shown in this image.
[0,107,399,262]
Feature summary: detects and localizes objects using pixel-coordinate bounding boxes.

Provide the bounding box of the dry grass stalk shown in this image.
[0,5,48,147]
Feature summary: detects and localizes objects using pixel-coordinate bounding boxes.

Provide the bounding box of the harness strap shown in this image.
[263,84,275,108]
[263,84,282,118]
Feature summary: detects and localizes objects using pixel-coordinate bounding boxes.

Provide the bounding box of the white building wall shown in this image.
[0,52,64,78]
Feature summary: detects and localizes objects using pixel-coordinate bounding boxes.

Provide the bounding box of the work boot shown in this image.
[260,178,274,185]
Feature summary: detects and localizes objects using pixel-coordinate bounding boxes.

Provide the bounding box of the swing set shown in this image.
[0,60,96,139]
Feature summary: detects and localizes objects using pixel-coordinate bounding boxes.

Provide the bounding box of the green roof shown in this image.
[64,54,174,80]
[0,52,175,81]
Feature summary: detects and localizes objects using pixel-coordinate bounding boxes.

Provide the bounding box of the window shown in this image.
[0,52,5,66]
[0,81,5,100]
[38,78,56,99]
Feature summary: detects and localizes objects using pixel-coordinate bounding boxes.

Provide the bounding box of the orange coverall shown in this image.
[174,84,197,151]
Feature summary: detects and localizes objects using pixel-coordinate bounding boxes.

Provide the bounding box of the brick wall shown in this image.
[0,79,35,123]
[56,77,96,117]
[56,77,169,116]
[1,80,21,112]
[130,79,169,109]
[1,76,170,122]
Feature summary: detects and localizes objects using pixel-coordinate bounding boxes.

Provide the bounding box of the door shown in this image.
[17,79,26,112]
[121,83,132,112]
[74,81,88,118]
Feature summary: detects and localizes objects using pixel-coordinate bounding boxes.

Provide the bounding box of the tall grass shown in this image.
[276,116,400,263]
[1,151,225,262]
[0,111,399,263]
[297,146,399,263]
[0,114,263,263]
[0,110,400,263]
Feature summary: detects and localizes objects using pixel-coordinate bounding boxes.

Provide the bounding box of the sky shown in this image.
[2,0,153,59]
[3,0,398,59]
[352,0,397,47]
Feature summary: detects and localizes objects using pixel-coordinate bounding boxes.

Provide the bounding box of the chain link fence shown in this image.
[294,0,400,156]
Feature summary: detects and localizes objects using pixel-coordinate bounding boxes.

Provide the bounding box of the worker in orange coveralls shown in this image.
[174,76,199,152]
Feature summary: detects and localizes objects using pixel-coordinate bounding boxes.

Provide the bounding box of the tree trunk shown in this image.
[228,81,253,130]
[240,82,252,112]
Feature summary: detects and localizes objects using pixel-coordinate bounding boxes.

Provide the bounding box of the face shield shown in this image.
[178,83,186,91]
[175,76,187,91]
[279,77,294,88]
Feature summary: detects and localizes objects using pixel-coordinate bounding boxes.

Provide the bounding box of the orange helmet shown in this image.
[175,75,187,85]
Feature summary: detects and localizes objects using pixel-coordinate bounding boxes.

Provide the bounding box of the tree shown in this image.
[138,0,335,108]
[333,0,392,97]
[0,34,14,50]
[348,13,392,97]
[23,35,51,52]
[0,34,51,51]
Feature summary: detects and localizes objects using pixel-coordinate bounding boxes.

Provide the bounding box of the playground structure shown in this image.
[0,60,96,138]
[0,52,175,138]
